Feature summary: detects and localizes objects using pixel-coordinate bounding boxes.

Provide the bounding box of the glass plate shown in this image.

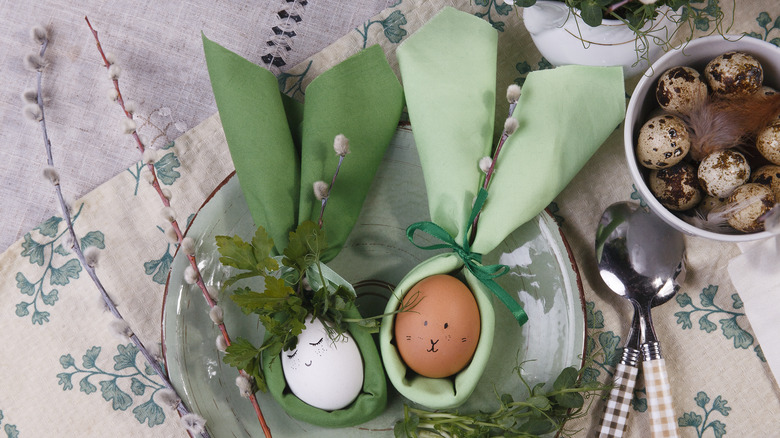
[162,126,586,437]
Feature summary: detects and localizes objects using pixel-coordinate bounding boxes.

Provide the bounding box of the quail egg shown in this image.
[760,86,777,96]
[705,51,763,97]
[649,162,702,211]
[655,66,709,115]
[726,183,775,232]
[636,114,691,169]
[697,150,751,198]
[757,120,780,165]
[750,164,780,201]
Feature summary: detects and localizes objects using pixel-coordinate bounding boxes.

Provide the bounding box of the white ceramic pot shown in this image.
[522,1,678,77]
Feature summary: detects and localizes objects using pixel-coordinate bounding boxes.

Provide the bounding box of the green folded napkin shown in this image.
[380,7,625,409]
[203,36,404,262]
[203,36,404,426]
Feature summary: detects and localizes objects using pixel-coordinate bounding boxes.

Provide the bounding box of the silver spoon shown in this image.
[595,201,685,438]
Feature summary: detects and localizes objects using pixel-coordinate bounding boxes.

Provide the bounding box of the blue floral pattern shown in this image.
[356,9,408,49]
[678,391,731,437]
[15,206,105,325]
[0,411,19,438]
[744,12,780,46]
[57,344,167,428]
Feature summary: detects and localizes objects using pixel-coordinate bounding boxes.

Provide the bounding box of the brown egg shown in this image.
[394,274,480,379]
[727,183,775,233]
[655,66,708,115]
[705,51,763,97]
[649,162,702,211]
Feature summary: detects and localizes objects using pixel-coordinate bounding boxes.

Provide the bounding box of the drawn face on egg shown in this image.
[281,316,364,411]
[394,274,480,378]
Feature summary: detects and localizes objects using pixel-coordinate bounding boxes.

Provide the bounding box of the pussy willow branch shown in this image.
[30,27,209,438]
[85,17,272,438]
[469,100,518,244]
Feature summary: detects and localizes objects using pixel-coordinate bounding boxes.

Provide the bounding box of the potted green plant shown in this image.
[505,0,733,77]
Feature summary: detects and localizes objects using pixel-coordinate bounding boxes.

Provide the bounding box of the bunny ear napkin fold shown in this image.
[202,36,403,427]
[379,7,625,409]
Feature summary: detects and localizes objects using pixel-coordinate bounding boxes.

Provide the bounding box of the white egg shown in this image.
[697,150,750,198]
[757,120,780,165]
[281,316,364,411]
[727,183,775,233]
[636,114,691,170]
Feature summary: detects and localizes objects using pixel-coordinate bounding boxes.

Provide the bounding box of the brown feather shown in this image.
[683,93,780,161]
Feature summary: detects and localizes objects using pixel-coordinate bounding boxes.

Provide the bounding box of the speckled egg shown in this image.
[697,150,751,198]
[705,51,763,97]
[636,114,691,170]
[698,195,727,215]
[726,183,775,233]
[655,66,709,115]
[649,162,702,211]
[760,86,777,96]
[750,164,780,201]
[757,120,780,165]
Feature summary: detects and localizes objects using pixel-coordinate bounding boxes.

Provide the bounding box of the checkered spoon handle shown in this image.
[597,359,639,437]
[644,357,680,438]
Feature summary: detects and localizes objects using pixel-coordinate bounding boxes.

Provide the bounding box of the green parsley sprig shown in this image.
[394,363,608,438]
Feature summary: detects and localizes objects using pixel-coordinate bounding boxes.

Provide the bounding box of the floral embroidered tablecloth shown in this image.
[1,0,780,436]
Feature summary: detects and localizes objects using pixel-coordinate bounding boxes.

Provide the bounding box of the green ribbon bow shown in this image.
[406,188,528,326]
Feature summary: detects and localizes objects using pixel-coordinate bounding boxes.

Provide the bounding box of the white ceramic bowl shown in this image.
[625,35,780,241]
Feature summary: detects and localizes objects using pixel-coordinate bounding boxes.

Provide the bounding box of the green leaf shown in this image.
[554,391,584,409]
[251,227,278,272]
[114,343,140,370]
[757,11,771,28]
[100,380,133,411]
[83,346,101,369]
[153,151,181,185]
[381,10,408,43]
[15,273,34,296]
[50,258,82,286]
[553,367,578,391]
[675,311,693,329]
[60,354,76,369]
[130,377,146,396]
[133,398,165,427]
[698,315,717,333]
[283,221,325,273]
[518,418,555,435]
[579,0,604,27]
[57,372,74,390]
[678,411,702,427]
[36,216,62,237]
[694,391,710,408]
[720,317,754,349]
[80,231,106,250]
[21,234,45,266]
[712,395,731,416]
[31,310,50,325]
[80,376,97,394]
[216,235,258,270]
[41,289,59,306]
[223,337,262,370]
[711,419,727,438]
[676,292,692,307]
[700,285,718,307]
[527,395,551,411]
[15,302,30,317]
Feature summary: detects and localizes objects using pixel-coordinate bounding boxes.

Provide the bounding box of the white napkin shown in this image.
[727,209,780,381]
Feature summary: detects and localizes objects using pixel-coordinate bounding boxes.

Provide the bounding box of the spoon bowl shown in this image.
[595,201,685,438]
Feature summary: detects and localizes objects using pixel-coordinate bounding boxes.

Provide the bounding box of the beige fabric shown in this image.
[1,0,780,436]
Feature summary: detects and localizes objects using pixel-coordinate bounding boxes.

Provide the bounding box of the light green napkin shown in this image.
[203,36,404,427]
[380,7,625,410]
